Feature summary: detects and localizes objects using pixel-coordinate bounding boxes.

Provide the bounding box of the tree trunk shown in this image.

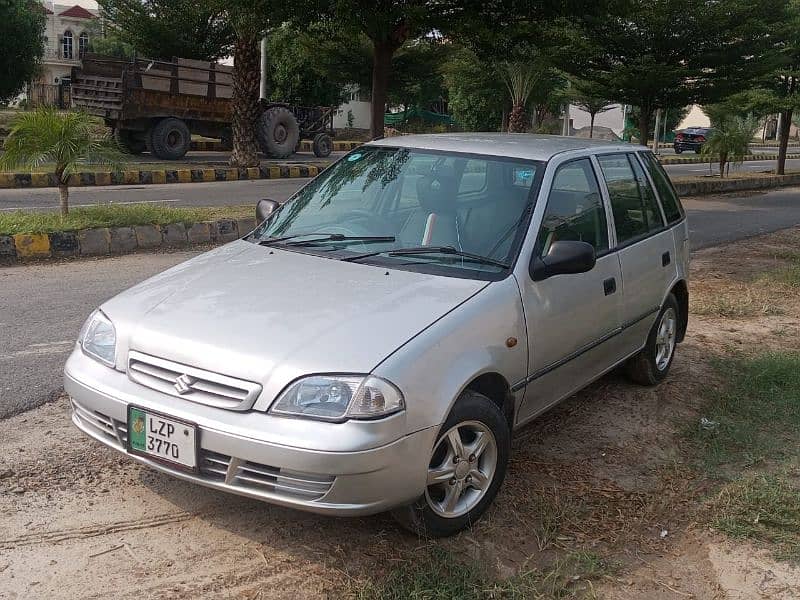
[589,113,596,138]
[719,152,727,178]
[508,103,527,133]
[777,107,793,175]
[638,107,652,147]
[230,33,262,168]
[370,42,394,140]
[58,184,69,216]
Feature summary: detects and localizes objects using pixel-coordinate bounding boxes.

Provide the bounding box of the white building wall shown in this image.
[676,105,711,130]
[332,86,371,129]
[568,103,626,137]
[38,2,98,84]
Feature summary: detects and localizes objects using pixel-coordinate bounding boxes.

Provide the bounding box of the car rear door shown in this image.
[596,152,679,354]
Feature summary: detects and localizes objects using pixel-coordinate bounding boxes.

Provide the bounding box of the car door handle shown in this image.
[662,251,671,267]
[603,277,617,296]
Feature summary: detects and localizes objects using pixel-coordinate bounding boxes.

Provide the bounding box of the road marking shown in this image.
[0,340,75,360]
[0,199,183,211]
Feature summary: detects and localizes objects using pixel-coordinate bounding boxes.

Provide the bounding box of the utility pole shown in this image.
[652,109,662,154]
[562,103,571,136]
[259,37,268,100]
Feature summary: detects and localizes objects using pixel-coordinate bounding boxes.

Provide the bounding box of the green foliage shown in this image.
[0,108,125,182]
[691,352,800,468]
[702,116,759,176]
[0,0,46,102]
[388,38,450,111]
[350,546,614,600]
[442,47,504,131]
[97,0,234,60]
[0,203,252,235]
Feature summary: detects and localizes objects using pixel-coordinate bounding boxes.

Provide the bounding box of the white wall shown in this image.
[676,105,711,130]
[568,103,626,136]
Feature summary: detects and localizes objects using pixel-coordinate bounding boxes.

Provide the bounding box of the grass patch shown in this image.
[0,204,253,235]
[709,473,800,562]
[349,547,615,600]
[691,286,783,318]
[761,253,800,288]
[691,353,800,469]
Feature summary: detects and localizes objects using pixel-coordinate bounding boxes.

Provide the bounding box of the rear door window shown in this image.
[639,152,684,224]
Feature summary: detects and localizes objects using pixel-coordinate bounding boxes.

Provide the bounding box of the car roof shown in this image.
[366,133,647,162]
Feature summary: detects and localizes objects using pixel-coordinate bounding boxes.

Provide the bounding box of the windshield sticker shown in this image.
[347,153,363,162]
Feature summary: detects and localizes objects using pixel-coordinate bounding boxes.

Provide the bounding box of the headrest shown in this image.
[416,165,458,215]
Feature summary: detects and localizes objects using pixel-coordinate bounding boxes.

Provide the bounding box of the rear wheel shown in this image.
[114,128,146,154]
[391,390,510,537]
[147,118,191,160]
[674,147,683,154]
[625,294,680,386]
[312,133,333,157]
[257,107,300,159]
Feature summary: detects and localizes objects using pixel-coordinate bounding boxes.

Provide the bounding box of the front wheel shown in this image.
[625,294,680,386]
[674,147,683,154]
[391,390,510,537]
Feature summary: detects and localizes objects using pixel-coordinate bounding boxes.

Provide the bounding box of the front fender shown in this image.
[372,276,528,435]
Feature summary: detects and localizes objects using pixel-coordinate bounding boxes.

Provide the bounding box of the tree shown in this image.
[442,47,505,131]
[0,0,45,102]
[97,0,234,61]
[566,0,789,145]
[571,80,614,138]
[502,62,538,133]
[0,109,124,215]
[330,1,446,139]
[702,116,759,177]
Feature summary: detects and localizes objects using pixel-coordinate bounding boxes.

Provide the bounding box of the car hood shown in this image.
[102,241,488,409]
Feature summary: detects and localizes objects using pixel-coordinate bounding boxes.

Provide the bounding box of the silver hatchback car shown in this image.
[66,134,689,537]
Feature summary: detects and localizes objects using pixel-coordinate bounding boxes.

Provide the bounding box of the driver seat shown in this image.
[399,166,460,248]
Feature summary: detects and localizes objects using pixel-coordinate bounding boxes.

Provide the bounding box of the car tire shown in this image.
[674,147,683,154]
[391,389,510,538]
[148,118,191,160]
[625,293,680,386]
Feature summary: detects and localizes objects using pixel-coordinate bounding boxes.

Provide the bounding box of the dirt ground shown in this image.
[3,227,800,599]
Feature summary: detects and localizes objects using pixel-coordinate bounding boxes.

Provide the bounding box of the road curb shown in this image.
[189,140,363,152]
[0,163,326,190]
[659,153,800,165]
[0,217,258,264]
[672,173,800,196]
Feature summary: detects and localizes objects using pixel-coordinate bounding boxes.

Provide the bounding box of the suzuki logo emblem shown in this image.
[174,373,197,395]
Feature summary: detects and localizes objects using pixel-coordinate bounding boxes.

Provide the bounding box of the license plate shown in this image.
[127,406,197,470]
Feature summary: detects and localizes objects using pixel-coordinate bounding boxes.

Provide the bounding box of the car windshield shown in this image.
[252,146,543,279]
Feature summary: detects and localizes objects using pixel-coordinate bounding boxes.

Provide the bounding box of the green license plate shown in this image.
[127,406,197,470]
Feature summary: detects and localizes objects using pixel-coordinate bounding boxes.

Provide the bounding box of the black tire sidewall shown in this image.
[643,294,680,383]
[150,118,190,160]
[395,390,510,537]
[258,107,300,159]
[312,133,332,157]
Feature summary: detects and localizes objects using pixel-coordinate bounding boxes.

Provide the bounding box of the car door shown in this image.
[596,152,679,353]
[516,157,627,425]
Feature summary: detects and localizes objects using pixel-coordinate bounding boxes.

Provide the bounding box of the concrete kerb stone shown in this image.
[161,222,188,246]
[212,219,238,242]
[0,235,16,258]
[187,222,212,243]
[49,231,79,257]
[235,218,257,237]
[109,227,138,253]
[77,228,111,256]
[134,224,162,248]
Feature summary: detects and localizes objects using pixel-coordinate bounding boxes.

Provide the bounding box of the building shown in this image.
[332,85,371,130]
[37,2,99,86]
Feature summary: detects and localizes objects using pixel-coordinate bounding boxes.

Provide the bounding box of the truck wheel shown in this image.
[391,390,510,537]
[257,107,299,159]
[114,129,146,155]
[148,118,191,160]
[312,133,333,158]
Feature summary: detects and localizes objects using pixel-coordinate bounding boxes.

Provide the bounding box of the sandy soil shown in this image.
[3,227,800,599]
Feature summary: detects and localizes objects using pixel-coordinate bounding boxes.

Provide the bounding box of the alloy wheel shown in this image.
[655,307,677,371]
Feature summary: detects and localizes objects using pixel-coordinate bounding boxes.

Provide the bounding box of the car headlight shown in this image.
[79,309,117,367]
[270,375,404,422]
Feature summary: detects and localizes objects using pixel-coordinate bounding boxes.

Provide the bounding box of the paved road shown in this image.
[0,177,312,212]
[3,187,800,419]
[4,157,800,212]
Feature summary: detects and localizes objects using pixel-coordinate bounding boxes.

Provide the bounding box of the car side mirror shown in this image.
[530,240,596,281]
[256,199,280,223]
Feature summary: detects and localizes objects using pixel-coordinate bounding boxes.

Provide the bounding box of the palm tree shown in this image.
[0,108,124,215]
[502,62,539,133]
[701,116,759,178]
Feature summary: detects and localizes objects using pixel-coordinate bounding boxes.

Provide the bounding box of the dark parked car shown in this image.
[673,127,713,154]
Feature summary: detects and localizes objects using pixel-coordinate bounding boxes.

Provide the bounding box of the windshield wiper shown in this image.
[342,246,510,269]
[258,233,395,247]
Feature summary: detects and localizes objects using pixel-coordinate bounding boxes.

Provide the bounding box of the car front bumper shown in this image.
[64,349,438,516]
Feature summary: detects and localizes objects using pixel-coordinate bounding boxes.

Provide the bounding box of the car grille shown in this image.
[199,450,335,501]
[127,350,262,411]
[71,398,335,503]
